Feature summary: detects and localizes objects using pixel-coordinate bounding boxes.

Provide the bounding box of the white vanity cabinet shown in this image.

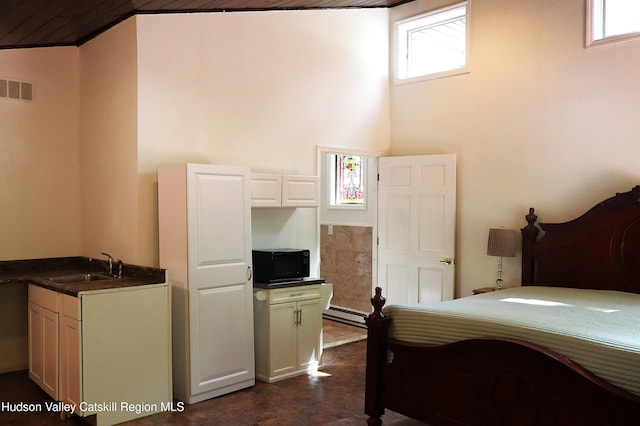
[253,284,323,383]
[250,173,319,208]
[28,285,59,399]
[158,163,255,404]
[29,284,171,426]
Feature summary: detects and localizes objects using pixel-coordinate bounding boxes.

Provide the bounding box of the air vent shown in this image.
[0,79,33,101]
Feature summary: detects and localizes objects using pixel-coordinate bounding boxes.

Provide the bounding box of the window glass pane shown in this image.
[397,2,467,81]
[407,10,466,77]
[590,0,640,43]
[603,0,640,37]
[333,155,365,206]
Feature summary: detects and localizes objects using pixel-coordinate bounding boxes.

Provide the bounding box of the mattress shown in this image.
[384,286,640,396]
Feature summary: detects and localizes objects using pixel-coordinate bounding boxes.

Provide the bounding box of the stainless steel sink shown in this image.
[49,273,113,284]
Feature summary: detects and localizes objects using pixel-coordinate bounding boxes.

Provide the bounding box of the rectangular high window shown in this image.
[395,2,469,83]
[587,0,640,46]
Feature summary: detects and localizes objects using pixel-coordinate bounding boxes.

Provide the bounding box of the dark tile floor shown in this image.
[0,321,425,425]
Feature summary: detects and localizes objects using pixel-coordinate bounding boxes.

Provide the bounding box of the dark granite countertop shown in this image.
[253,277,325,289]
[0,256,166,296]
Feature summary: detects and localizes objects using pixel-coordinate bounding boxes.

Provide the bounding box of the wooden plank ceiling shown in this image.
[0,0,409,50]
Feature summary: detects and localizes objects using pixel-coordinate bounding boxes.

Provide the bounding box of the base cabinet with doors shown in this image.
[158,163,255,404]
[28,285,59,399]
[28,284,171,426]
[253,284,326,383]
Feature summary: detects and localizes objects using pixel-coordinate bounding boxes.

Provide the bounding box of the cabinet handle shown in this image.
[293,308,302,326]
[247,266,252,281]
[298,308,302,326]
[289,292,305,297]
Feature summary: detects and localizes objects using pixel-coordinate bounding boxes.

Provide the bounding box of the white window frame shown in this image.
[394,1,470,85]
[586,0,640,47]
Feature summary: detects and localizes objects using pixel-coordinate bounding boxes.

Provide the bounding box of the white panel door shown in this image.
[378,154,456,305]
[186,164,255,396]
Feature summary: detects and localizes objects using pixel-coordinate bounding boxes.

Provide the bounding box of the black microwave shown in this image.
[252,249,310,283]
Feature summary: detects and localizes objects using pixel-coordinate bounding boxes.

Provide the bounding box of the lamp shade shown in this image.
[487,228,517,257]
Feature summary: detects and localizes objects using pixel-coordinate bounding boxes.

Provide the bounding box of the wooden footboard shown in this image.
[364,287,640,425]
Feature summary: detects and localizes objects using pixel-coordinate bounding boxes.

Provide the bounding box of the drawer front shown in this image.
[28,284,59,312]
[269,285,321,304]
[61,293,81,320]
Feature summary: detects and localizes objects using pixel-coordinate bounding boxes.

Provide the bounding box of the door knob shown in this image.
[438,258,453,265]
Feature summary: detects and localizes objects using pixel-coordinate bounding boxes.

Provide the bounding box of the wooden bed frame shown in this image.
[364,185,640,425]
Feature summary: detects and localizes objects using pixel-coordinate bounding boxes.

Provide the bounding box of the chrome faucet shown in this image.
[101,252,114,276]
[116,259,124,279]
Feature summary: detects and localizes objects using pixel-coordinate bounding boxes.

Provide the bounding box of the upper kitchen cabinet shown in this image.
[251,174,319,208]
[158,163,255,404]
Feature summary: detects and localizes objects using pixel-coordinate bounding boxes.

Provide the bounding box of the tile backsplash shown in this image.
[320,225,372,313]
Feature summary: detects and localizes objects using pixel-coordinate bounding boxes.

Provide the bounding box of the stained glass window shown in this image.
[331,154,365,206]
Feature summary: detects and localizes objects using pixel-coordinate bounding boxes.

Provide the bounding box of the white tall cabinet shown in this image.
[158,163,255,404]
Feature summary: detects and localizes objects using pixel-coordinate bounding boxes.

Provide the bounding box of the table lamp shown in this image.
[487,228,517,289]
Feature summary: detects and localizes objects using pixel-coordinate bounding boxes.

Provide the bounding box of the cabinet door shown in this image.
[251,173,282,207]
[187,164,255,397]
[28,302,58,399]
[281,175,319,207]
[269,301,298,377]
[28,302,44,387]
[297,298,323,370]
[59,315,82,413]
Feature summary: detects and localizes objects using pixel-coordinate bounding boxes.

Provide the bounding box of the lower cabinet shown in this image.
[28,284,171,426]
[253,284,323,383]
[28,285,59,399]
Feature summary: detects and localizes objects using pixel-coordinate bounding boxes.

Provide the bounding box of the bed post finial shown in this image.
[521,207,539,241]
[370,287,386,319]
[365,287,391,425]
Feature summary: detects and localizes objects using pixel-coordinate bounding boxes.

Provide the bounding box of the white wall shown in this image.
[0,47,81,259]
[79,18,140,264]
[0,7,390,284]
[136,9,391,267]
[0,46,80,372]
[389,0,640,296]
[6,0,634,301]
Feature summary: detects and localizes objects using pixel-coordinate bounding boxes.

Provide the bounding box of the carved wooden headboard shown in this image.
[521,186,640,294]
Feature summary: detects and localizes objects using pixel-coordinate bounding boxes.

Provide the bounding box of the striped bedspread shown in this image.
[384,286,640,396]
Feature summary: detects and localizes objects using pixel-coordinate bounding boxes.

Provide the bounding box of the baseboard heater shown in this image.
[323,306,367,328]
